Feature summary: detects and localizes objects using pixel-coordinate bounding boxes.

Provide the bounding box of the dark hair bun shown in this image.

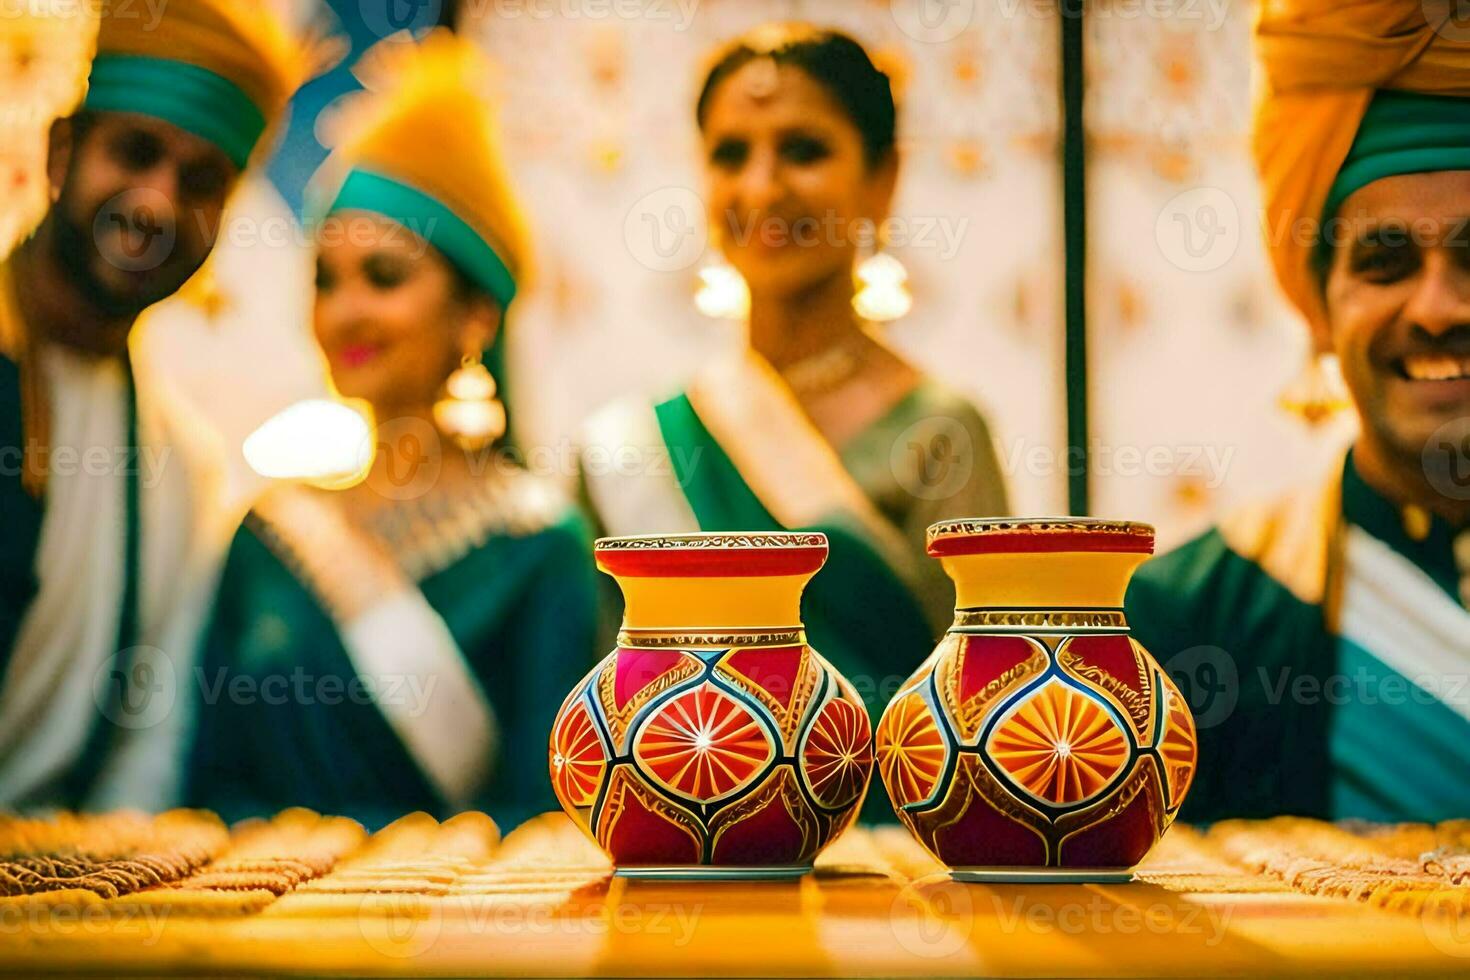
[696,23,896,167]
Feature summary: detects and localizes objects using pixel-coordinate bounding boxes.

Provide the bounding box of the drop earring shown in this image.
[694,224,748,321]
[1278,351,1351,427]
[694,258,749,320]
[852,224,912,322]
[433,352,505,451]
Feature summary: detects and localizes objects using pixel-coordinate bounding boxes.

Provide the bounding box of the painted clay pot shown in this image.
[874,519,1197,883]
[549,532,873,879]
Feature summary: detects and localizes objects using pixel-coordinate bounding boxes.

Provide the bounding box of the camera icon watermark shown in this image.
[888,872,975,958]
[1427,0,1470,43]
[1162,645,1238,730]
[624,186,707,273]
[94,188,175,272]
[1420,897,1470,959]
[91,645,177,731]
[359,0,445,38]
[357,890,443,959]
[364,416,443,502]
[891,0,976,44]
[891,415,974,502]
[1423,417,1470,503]
[1155,186,1240,273]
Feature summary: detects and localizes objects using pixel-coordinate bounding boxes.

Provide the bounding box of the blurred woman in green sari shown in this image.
[188,33,598,830]
[580,25,1010,721]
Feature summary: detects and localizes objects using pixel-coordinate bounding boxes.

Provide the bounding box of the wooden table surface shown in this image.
[3,813,1469,977]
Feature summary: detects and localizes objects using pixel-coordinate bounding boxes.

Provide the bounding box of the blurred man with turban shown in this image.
[0,0,315,810]
[1128,0,1470,822]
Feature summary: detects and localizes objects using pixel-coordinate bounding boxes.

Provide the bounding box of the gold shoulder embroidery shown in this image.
[1217,462,1343,608]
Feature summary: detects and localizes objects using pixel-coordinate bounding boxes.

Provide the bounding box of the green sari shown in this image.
[579,349,1010,724]
[186,474,599,831]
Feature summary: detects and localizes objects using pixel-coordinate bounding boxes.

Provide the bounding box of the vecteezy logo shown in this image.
[358,889,442,959]
[1424,418,1470,502]
[1428,0,1470,43]
[891,0,976,43]
[1162,645,1238,730]
[364,416,442,502]
[1440,437,1470,488]
[92,646,177,731]
[117,662,160,716]
[1421,897,1470,958]
[623,187,708,273]
[387,0,429,29]
[891,416,974,501]
[1155,187,1240,273]
[888,872,974,958]
[94,189,176,273]
[360,0,443,37]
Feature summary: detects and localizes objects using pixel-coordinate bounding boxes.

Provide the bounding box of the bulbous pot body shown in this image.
[874,519,1197,882]
[549,532,874,880]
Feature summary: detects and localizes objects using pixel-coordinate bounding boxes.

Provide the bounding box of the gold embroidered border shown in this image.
[952,609,1129,631]
[618,629,805,649]
[928,518,1154,546]
[596,532,825,550]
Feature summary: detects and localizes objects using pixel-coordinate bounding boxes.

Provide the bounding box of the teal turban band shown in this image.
[1323,89,1470,222]
[83,54,267,169]
[324,168,519,310]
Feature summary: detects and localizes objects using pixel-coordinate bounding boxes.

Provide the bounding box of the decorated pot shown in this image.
[874,519,1197,883]
[549,532,873,879]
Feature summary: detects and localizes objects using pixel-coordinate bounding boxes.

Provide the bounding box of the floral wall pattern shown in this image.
[0,0,1348,544]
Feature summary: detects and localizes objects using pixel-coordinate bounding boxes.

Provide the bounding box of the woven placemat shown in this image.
[6,809,1470,927]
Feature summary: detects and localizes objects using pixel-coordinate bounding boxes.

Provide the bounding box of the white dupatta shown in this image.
[248,486,500,809]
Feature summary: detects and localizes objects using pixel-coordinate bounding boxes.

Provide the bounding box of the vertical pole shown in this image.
[1060,0,1089,515]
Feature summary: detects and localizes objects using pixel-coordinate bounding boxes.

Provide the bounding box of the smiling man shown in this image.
[0,0,311,810]
[1126,1,1470,823]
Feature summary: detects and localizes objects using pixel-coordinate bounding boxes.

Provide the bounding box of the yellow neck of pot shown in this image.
[942,551,1148,610]
[615,573,811,631]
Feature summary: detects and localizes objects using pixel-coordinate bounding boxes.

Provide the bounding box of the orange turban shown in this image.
[1254,0,1470,337]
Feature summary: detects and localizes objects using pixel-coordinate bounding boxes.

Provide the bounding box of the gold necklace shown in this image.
[779,333,869,398]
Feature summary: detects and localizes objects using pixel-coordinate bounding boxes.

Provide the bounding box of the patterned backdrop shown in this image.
[1084,0,1354,545]
[0,0,1353,547]
[464,0,1067,517]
